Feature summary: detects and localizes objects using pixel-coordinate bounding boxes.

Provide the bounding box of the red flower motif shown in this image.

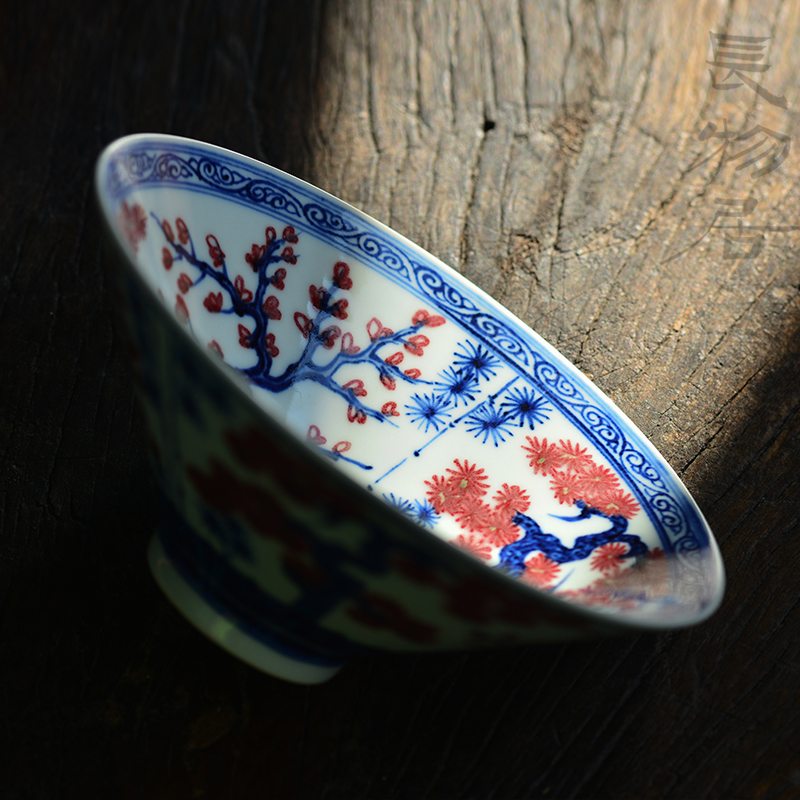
[245,243,267,271]
[590,542,629,574]
[263,295,281,320]
[380,373,396,390]
[330,299,349,319]
[482,510,521,546]
[424,474,460,514]
[346,592,437,644]
[340,332,361,354]
[411,309,446,327]
[454,499,492,531]
[332,441,351,453]
[445,459,489,500]
[307,425,326,445]
[271,267,286,290]
[403,368,421,379]
[347,405,367,424]
[549,469,582,505]
[522,436,562,476]
[342,378,367,397]
[576,462,620,499]
[385,351,404,366]
[521,553,562,588]
[203,292,223,312]
[177,273,193,294]
[234,275,253,303]
[411,309,430,326]
[294,312,312,338]
[492,483,531,516]
[453,533,492,561]
[281,246,297,264]
[265,226,277,245]
[238,324,252,348]
[162,220,174,241]
[557,440,594,473]
[175,295,189,323]
[367,317,393,341]
[207,340,223,357]
[206,234,225,268]
[309,284,326,309]
[119,201,147,252]
[333,261,353,290]
[176,218,189,245]
[264,332,279,357]
[381,401,399,417]
[282,225,299,243]
[320,325,341,349]
[593,489,640,520]
[404,334,430,356]
[161,247,173,270]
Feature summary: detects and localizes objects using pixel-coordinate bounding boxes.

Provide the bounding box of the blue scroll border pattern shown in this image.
[104,141,711,566]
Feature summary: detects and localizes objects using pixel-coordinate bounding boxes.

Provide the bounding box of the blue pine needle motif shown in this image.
[436,366,480,406]
[405,392,452,433]
[452,341,500,381]
[382,493,415,516]
[500,386,552,429]
[464,400,515,446]
[381,495,439,529]
[411,500,439,528]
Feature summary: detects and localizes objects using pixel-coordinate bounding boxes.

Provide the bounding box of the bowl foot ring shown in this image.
[147,534,343,684]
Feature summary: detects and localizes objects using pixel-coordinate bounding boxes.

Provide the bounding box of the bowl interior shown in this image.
[97,135,724,626]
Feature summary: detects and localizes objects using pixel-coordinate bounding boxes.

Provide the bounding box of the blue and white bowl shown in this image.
[95,134,725,683]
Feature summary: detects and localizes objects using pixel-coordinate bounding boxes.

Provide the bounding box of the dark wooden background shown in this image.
[3,1,800,798]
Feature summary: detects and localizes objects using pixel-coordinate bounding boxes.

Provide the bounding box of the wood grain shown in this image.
[2,1,800,798]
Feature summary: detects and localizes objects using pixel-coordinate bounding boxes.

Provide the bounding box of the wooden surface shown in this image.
[3,1,800,797]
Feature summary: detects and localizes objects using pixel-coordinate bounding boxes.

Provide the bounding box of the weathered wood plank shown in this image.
[2,1,800,798]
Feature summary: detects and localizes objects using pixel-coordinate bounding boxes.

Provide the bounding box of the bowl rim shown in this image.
[94,132,726,633]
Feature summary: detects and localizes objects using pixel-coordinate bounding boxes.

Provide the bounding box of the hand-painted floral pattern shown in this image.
[391,437,652,596]
[124,195,668,609]
[119,201,147,252]
[523,436,640,519]
[150,213,456,469]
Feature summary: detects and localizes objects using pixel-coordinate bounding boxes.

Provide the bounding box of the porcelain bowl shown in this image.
[95,134,725,683]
